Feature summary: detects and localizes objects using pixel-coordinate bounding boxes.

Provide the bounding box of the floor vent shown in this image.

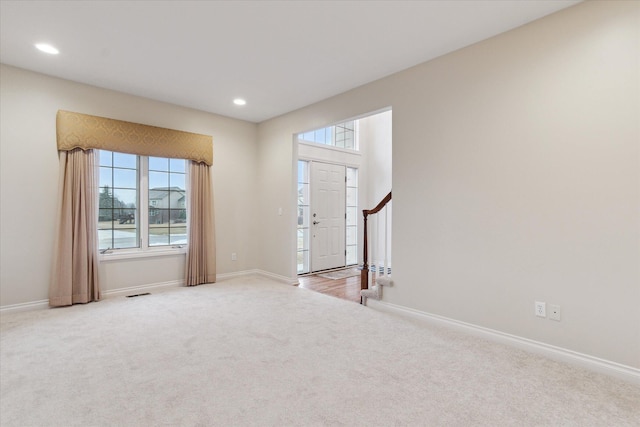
[126,292,151,298]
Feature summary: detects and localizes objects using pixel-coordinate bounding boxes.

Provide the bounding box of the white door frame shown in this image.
[310,161,346,272]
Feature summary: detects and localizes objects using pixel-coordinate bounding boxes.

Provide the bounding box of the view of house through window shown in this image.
[98,150,187,251]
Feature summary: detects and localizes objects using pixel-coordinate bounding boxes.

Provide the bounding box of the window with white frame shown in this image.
[297,160,310,274]
[346,167,358,265]
[298,120,358,151]
[98,150,187,251]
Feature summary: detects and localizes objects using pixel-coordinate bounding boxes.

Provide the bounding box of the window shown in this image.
[346,167,358,265]
[298,120,358,151]
[297,160,310,274]
[98,150,187,252]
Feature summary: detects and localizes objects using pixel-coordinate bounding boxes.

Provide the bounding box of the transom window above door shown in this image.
[298,120,358,151]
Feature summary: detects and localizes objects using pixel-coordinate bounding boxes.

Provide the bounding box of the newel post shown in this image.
[361,210,369,291]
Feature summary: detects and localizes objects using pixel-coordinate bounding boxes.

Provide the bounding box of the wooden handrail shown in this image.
[364,191,392,216]
[361,191,392,296]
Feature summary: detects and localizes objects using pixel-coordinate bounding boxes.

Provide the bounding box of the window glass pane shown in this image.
[169,173,186,191]
[347,168,358,187]
[297,161,308,183]
[112,227,138,249]
[297,228,309,252]
[346,226,357,245]
[297,206,309,227]
[99,151,112,167]
[98,229,112,250]
[169,158,186,173]
[98,208,115,222]
[169,191,185,207]
[297,250,309,274]
[115,208,136,225]
[149,157,169,171]
[113,152,137,169]
[150,208,170,224]
[315,128,325,144]
[149,171,169,189]
[347,207,357,225]
[149,227,170,246]
[344,133,354,150]
[113,168,137,189]
[346,246,357,265]
[298,183,309,205]
[346,187,357,207]
[99,168,112,187]
[173,210,187,226]
[170,227,187,245]
[113,189,137,208]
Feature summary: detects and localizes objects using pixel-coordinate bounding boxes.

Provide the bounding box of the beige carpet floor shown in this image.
[1,276,639,426]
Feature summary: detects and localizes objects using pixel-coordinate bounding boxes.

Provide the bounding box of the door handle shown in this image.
[313,221,320,225]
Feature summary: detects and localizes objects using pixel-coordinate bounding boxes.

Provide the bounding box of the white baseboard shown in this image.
[217,269,299,285]
[0,299,50,314]
[367,299,640,386]
[0,271,299,314]
[254,269,299,285]
[0,280,184,313]
[102,280,183,298]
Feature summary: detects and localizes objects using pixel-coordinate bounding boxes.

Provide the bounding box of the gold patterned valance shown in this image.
[56,110,213,165]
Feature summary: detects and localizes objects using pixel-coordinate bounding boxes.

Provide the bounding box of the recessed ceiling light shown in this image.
[35,43,59,55]
[233,98,246,106]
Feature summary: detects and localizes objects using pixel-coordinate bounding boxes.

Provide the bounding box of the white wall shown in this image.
[257,1,639,368]
[0,65,259,306]
[359,110,393,270]
[359,110,392,205]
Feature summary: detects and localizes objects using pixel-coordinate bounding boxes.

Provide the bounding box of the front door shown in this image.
[310,162,346,272]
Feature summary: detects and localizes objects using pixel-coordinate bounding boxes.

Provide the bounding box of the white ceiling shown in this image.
[0,0,581,123]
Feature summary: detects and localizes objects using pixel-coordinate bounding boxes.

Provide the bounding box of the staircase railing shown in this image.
[361,191,392,297]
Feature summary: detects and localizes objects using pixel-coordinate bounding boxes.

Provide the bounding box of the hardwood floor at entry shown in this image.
[297,273,361,303]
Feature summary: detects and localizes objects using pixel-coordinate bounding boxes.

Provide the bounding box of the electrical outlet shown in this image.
[231,252,237,261]
[549,304,561,321]
[535,301,546,318]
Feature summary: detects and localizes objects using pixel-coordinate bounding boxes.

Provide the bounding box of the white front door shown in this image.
[310,162,346,272]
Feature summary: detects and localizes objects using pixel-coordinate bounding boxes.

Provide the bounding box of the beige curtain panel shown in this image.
[56,110,213,165]
[185,161,216,286]
[50,148,100,307]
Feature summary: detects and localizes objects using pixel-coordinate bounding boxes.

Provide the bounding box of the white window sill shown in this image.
[99,247,187,262]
